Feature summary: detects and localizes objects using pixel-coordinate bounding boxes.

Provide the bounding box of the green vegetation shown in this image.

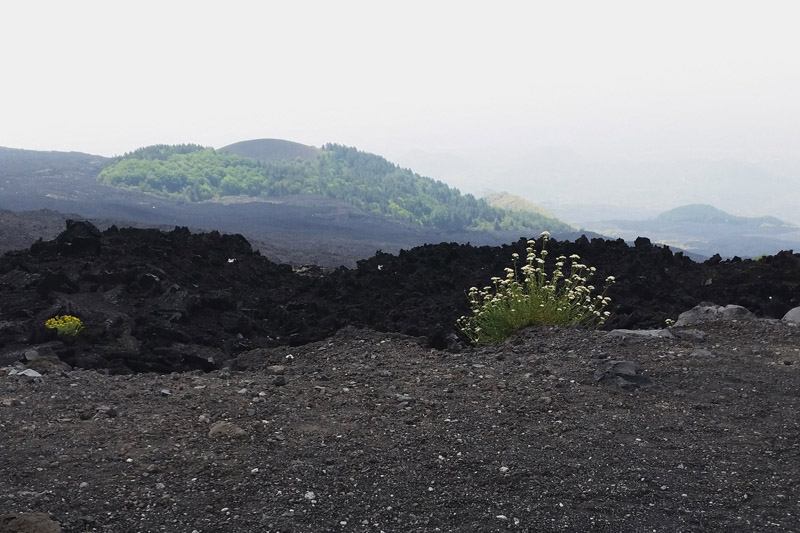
[457,232,614,344]
[98,143,573,232]
[101,145,263,201]
[45,315,84,337]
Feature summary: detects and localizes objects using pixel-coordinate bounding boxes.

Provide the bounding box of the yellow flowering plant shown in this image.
[45,315,84,337]
[457,231,614,344]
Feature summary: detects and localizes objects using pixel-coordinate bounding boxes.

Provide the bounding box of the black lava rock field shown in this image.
[1,221,799,373]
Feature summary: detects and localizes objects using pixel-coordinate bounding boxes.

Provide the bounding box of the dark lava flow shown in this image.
[1,221,798,373]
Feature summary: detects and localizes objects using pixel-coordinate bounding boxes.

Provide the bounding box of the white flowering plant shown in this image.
[457,232,615,344]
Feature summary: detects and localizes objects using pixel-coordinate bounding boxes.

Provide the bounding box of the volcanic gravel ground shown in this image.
[2,321,799,532]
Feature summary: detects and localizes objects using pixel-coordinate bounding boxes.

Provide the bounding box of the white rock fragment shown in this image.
[208,420,247,439]
[606,328,674,339]
[782,306,800,324]
[674,304,754,326]
[8,368,42,378]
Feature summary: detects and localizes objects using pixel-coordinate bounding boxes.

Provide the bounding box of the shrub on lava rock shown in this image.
[45,315,84,337]
[457,232,614,344]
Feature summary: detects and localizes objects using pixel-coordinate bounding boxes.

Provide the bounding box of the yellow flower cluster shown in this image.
[45,315,84,337]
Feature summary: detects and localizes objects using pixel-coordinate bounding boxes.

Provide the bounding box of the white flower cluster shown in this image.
[457,231,614,344]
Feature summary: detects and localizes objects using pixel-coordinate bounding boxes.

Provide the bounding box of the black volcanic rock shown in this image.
[1,223,799,373]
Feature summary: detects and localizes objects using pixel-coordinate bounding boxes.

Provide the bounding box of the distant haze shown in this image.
[3,1,799,223]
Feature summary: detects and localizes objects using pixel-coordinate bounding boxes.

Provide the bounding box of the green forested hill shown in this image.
[97,142,573,232]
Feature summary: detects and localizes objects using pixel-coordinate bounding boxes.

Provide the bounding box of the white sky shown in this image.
[2,0,800,213]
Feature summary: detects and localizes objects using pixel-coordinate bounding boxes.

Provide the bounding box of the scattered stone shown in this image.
[0,512,62,533]
[782,306,800,324]
[208,420,247,439]
[8,368,42,379]
[96,405,118,418]
[160,389,171,396]
[594,360,652,390]
[674,304,755,327]
[266,365,286,375]
[670,329,709,342]
[606,329,674,339]
[25,356,71,375]
[272,375,287,387]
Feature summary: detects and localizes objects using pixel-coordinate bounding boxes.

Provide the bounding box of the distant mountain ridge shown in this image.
[582,203,800,259]
[5,142,799,261]
[656,204,787,227]
[0,146,107,176]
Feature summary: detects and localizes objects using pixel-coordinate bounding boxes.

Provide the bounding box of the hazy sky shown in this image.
[3,1,800,214]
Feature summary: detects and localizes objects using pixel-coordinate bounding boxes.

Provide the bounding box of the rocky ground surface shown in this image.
[1,222,800,531]
[2,318,799,532]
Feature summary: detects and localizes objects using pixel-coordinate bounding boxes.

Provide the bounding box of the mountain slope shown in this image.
[96,141,574,233]
[483,191,561,219]
[1,145,580,267]
[0,146,107,177]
